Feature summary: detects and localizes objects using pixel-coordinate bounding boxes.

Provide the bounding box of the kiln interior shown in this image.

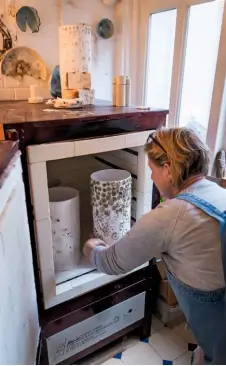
[47,148,140,285]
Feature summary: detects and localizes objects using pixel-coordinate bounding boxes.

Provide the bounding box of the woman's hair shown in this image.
[145,127,210,189]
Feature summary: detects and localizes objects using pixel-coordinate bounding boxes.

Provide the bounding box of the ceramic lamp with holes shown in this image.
[59,23,92,94]
[91,169,132,245]
[49,187,81,272]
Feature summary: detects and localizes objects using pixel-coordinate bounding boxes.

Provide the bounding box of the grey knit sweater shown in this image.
[91,179,226,291]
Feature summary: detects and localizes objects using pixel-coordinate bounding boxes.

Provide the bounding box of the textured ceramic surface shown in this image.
[16,6,41,33]
[1,46,47,80]
[79,88,95,105]
[49,187,81,271]
[97,18,114,39]
[91,169,132,245]
[59,23,92,93]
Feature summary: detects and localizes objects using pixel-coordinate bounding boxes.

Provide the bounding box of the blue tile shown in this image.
[163,360,173,365]
[113,353,122,360]
[140,338,149,343]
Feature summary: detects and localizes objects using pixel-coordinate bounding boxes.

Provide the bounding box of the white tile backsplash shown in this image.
[14,87,30,100]
[0,88,15,100]
[3,76,21,88]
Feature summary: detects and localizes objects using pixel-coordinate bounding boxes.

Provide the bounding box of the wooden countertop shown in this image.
[0,140,19,185]
[1,100,168,147]
[0,100,168,126]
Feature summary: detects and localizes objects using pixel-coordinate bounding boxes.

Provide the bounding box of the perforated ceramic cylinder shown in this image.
[49,187,80,271]
[59,23,92,91]
[91,169,132,245]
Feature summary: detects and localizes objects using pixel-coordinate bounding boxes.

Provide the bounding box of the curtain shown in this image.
[114,0,142,104]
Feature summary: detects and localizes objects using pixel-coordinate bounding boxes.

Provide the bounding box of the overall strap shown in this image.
[177,193,226,285]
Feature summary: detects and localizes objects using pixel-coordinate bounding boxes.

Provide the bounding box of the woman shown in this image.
[83,127,226,365]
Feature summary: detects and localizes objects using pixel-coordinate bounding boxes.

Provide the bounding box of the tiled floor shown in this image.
[101,317,196,365]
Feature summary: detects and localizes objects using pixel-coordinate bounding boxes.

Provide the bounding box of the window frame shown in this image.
[136,0,226,161]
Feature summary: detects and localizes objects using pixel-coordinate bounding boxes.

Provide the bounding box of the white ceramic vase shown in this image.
[49,187,81,271]
[91,169,132,245]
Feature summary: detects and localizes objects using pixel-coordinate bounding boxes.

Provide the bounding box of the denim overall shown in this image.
[167,193,226,365]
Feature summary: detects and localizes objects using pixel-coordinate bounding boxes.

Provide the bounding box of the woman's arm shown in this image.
[84,205,169,275]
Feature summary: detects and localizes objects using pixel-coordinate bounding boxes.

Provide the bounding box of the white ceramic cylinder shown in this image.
[59,24,92,92]
[116,75,126,107]
[30,85,40,99]
[49,187,81,271]
[126,76,131,106]
[28,84,43,104]
[91,169,132,245]
[112,77,116,106]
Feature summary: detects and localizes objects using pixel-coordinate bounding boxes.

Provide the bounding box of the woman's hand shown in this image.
[83,238,108,260]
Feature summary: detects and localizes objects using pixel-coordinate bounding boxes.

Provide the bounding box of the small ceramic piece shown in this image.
[78,89,95,105]
[49,187,81,271]
[16,6,41,33]
[1,46,47,80]
[126,76,131,106]
[116,75,126,107]
[216,150,226,178]
[28,97,43,104]
[97,18,114,39]
[29,85,43,103]
[91,169,132,245]
[53,98,84,109]
[61,89,79,100]
[112,77,116,106]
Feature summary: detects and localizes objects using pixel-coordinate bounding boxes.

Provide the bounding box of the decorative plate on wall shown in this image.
[1,46,47,80]
[16,6,41,33]
[97,18,114,39]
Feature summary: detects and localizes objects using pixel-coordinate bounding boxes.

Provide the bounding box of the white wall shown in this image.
[0,0,116,101]
[0,154,39,364]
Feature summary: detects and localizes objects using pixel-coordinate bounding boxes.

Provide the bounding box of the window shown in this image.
[139,0,226,158]
[145,10,177,109]
[179,1,224,129]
